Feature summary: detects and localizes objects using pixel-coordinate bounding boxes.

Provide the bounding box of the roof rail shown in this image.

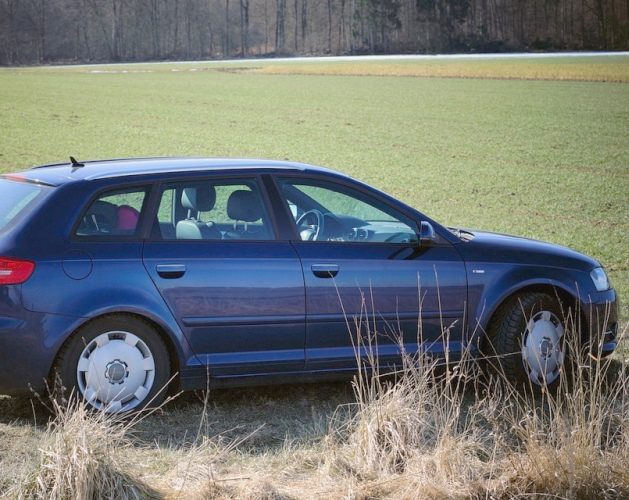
[31,156,216,170]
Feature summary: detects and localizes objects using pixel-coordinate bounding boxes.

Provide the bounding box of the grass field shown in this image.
[2,55,628,317]
[0,55,628,498]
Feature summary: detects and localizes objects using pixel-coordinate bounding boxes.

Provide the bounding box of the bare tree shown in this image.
[172,0,180,55]
[275,0,286,53]
[264,0,270,52]
[301,0,308,50]
[327,0,333,52]
[224,0,230,56]
[3,0,19,64]
[239,0,249,56]
[24,0,47,62]
[1,0,628,65]
[293,0,299,51]
[148,0,161,58]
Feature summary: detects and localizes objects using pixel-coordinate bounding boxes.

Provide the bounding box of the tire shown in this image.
[53,315,171,413]
[487,292,569,390]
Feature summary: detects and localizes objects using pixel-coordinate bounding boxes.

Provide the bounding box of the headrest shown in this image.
[117,205,140,231]
[227,190,263,222]
[181,186,216,212]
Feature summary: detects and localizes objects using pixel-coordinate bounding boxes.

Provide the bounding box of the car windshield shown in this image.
[0,178,49,232]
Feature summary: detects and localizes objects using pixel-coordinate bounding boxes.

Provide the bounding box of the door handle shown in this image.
[156,264,186,279]
[311,264,339,278]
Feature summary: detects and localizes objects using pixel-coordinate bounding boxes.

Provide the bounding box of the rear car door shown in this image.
[272,175,468,371]
[142,175,306,377]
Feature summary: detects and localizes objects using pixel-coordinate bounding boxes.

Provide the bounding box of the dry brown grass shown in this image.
[316,306,629,499]
[1,318,627,499]
[497,353,629,498]
[253,58,629,82]
[10,394,160,499]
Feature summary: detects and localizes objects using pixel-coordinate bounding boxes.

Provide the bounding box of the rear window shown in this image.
[0,179,48,232]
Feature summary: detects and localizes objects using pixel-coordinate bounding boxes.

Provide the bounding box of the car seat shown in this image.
[224,189,266,239]
[175,186,222,240]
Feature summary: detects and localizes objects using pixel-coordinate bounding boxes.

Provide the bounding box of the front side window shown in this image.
[155,178,274,241]
[76,188,147,237]
[277,177,419,244]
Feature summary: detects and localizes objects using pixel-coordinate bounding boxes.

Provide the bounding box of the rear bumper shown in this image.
[0,311,83,395]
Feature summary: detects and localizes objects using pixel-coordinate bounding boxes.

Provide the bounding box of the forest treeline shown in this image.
[1,0,628,65]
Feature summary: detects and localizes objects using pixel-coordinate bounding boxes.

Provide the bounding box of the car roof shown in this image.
[8,157,342,186]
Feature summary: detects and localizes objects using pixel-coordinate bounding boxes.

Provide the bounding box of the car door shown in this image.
[272,175,468,372]
[142,175,306,377]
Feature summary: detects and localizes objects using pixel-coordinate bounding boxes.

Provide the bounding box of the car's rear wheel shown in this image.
[488,292,568,390]
[54,315,170,413]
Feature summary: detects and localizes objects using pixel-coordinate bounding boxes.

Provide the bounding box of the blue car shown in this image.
[0,158,618,412]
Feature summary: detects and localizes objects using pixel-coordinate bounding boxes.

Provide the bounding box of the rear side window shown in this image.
[75,188,147,237]
[0,179,48,232]
[155,178,274,241]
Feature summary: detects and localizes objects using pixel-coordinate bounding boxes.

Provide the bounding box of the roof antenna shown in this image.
[69,156,84,168]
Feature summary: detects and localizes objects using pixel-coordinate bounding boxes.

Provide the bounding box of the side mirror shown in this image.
[419,221,437,245]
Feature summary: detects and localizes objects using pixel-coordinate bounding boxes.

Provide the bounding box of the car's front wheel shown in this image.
[54,315,171,413]
[488,292,568,389]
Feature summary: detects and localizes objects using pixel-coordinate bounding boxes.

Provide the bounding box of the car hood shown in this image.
[454,228,600,273]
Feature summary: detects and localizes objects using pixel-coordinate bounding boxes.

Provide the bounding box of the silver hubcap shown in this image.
[521,310,565,385]
[77,331,155,413]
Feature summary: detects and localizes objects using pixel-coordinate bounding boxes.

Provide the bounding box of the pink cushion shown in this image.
[117,205,140,231]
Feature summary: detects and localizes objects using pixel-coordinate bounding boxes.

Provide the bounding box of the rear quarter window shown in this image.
[75,187,148,238]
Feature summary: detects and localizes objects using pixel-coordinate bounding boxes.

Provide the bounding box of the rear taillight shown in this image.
[0,258,35,285]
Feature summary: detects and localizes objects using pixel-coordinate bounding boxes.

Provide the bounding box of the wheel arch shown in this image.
[478,281,586,350]
[49,310,183,390]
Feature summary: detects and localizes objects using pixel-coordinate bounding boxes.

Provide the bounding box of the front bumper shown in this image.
[583,288,619,356]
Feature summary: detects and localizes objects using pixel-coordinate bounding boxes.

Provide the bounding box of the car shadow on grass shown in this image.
[133,381,356,452]
[0,380,356,450]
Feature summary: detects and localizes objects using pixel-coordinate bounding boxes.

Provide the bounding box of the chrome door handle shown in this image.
[311,264,339,278]
[156,264,186,279]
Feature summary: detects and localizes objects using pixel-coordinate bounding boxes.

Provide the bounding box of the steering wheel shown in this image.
[296,209,324,241]
[79,213,114,235]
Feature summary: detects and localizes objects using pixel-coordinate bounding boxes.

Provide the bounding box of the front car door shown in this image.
[271,175,468,372]
[142,175,305,378]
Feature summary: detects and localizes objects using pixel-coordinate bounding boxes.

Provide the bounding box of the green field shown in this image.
[1,55,629,499]
[1,56,628,320]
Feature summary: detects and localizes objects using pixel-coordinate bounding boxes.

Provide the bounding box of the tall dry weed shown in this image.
[324,289,628,499]
[495,327,629,498]
[13,393,158,500]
